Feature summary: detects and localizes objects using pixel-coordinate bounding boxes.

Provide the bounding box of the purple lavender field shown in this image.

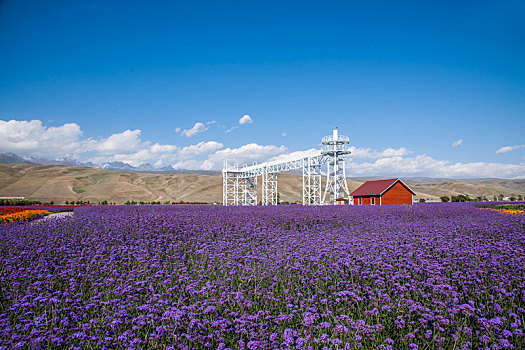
[1,204,524,349]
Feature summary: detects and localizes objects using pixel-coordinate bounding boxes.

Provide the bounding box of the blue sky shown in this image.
[1,0,524,177]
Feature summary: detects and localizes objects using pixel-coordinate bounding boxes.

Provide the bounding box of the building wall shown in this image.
[353,196,380,205]
[381,181,413,205]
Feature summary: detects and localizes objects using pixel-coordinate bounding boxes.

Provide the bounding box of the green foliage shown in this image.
[440,196,450,202]
[451,194,472,202]
[502,204,525,210]
[0,199,42,206]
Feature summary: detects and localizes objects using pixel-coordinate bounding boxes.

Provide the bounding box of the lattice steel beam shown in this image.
[222,129,351,206]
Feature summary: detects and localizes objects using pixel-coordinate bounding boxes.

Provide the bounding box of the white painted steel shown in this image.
[223,129,351,206]
[321,129,351,205]
[262,171,278,205]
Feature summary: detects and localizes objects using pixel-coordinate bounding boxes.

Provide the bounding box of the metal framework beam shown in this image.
[321,130,351,204]
[262,171,277,205]
[223,129,351,206]
[223,153,325,206]
[302,156,322,205]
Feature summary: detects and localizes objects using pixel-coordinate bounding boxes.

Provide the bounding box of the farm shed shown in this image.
[350,178,415,205]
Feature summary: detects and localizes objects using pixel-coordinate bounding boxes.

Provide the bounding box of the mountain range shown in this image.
[1,159,524,204]
[0,152,178,172]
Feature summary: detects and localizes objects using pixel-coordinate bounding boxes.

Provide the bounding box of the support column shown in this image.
[240,175,257,205]
[262,170,277,205]
[222,170,239,206]
[322,156,350,204]
[303,156,322,205]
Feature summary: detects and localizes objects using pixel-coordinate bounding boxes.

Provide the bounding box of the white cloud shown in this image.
[177,141,223,160]
[0,119,84,158]
[269,148,320,163]
[2,119,524,178]
[0,119,219,169]
[496,145,525,154]
[85,139,179,168]
[239,114,253,125]
[171,159,205,170]
[95,129,142,154]
[210,143,285,165]
[282,132,287,137]
[181,122,208,137]
[224,115,253,133]
[184,143,287,170]
[348,146,411,159]
[175,127,181,133]
[452,139,463,147]
[347,154,525,179]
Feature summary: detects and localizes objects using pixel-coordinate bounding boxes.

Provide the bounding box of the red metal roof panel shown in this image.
[350,179,399,196]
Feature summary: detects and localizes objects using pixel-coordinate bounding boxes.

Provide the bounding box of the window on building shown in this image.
[358,197,362,205]
[371,197,375,205]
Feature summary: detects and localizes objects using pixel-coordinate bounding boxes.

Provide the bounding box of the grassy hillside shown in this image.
[0,163,523,204]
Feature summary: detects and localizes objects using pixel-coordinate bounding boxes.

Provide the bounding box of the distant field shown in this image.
[1,203,524,348]
[0,163,524,204]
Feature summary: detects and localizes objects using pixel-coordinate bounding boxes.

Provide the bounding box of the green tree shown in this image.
[440,196,450,203]
[451,194,471,202]
[498,194,504,201]
[518,194,523,201]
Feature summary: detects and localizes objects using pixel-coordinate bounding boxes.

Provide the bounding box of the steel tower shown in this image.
[223,129,352,206]
[321,128,351,204]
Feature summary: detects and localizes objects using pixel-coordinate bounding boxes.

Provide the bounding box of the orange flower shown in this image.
[0,210,52,223]
[480,208,525,215]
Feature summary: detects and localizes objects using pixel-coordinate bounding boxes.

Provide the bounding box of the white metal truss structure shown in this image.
[262,171,278,205]
[240,174,257,206]
[222,167,239,205]
[223,129,351,206]
[321,129,351,205]
[302,155,323,205]
[223,153,324,206]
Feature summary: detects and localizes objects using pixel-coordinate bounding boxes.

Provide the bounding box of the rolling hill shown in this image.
[0,163,523,204]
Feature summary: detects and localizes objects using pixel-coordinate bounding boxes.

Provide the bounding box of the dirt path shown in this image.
[38,211,74,222]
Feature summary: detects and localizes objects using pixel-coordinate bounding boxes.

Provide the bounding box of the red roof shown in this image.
[350,178,415,196]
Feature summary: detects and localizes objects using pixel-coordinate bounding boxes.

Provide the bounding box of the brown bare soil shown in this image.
[0,163,523,204]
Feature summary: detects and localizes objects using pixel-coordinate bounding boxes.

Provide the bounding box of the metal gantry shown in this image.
[223,129,351,206]
[321,128,351,205]
[302,154,323,205]
[262,171,278,205]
